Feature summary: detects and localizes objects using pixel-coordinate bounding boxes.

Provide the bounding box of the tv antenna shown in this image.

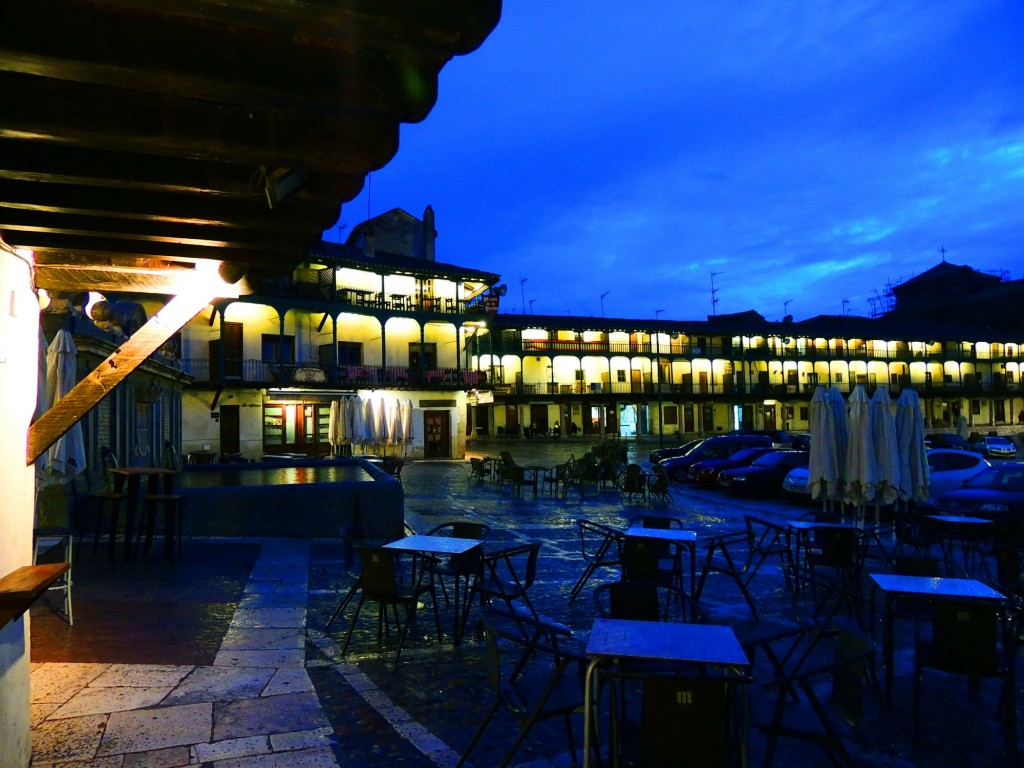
[783,298,793,318]
[600,291,610,318]
[710,272,724,316]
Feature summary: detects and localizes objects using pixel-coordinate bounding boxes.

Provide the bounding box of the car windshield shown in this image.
[751,452,786,468]
[988,437,1013,446]
[964,465,1024,491]
[729,448,763,462]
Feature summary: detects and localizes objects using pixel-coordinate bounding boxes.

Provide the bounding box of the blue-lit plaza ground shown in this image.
[28,437,1019,767]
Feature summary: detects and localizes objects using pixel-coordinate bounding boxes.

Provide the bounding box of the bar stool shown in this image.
[140,493,184,561]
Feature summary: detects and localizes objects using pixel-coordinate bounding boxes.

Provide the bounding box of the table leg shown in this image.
[123,476,141,561]
[883,593,895,707]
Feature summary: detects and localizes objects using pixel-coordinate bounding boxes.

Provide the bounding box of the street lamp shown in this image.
[529,299,536,314]
[519,277,528,315]
[600,290,609,318]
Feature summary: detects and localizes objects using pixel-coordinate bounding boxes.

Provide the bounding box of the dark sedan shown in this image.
[649,438,703,464]
[660,435,774,481]
[717,450,810,497]
[929,462,1024,520]
[686,446,774,486]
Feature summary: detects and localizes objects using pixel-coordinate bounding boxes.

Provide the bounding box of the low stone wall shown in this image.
[178,458,404,539]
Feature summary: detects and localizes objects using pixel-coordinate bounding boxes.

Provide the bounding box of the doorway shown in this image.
[219,405,240,455]
[423,410,450,458]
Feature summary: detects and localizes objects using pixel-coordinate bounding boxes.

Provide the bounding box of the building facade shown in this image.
[178,208,498,461]
[464,263,1024,444]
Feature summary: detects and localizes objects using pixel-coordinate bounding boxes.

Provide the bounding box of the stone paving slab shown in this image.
[212,692,330,741]
[162,666,275,706]
[32,713,108,763]
[97,701,213,756]
[51,685,174,719]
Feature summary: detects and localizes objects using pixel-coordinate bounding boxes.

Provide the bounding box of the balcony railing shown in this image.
[182,359,485,390]
[254,277,477,317]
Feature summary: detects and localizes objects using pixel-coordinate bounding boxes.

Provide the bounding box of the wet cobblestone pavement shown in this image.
[29,437,1022,766]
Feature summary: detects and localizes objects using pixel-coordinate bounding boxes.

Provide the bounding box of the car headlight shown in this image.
[978,502,1010,514]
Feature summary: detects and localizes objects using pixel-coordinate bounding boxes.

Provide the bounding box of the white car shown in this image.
[781,466,810,499]
[781,448,989,502]
[927,448,990,497]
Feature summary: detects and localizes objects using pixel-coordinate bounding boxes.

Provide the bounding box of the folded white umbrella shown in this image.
[808,385,839,502]
[844,385,875,508]
[41,329,87,483]
[896,388,930,503]
[869,387,900,506]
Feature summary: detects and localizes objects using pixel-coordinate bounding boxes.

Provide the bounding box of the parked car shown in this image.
[717,450,810,497]
[781,466,811,500]
[686,446,774,486]
[928,462,1024,520]
[969,435,1018,460]
[927,448,991,497]
[649,438,703,464]
[728,429,793,447]
[660,435,773,481]
[924,433,970,450]
[781,447,989,503]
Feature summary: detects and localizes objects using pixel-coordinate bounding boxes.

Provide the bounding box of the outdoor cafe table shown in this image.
[868,572,1006,706]
[109,467,178,561]
[383,534,483,645]
[582,618,750,768]
[624,524,698,596]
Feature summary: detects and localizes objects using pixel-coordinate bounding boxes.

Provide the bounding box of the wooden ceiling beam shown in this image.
[0,180,339,232]
[27,290,221,465]
[0,141,367,200]
[0,73,401,173]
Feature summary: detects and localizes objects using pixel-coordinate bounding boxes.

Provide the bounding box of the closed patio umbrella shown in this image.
[896,388,930,504]
[362,397,375,448]
[41,329,86,484]
[828,385,848,492]
[869,387,900,506]
[808,385,839,504]
[844,385,875,512]
[352,396,366,450]
[387,399,400,447]
[401,399,413,452]
[328,400,339,455]
[375,396,388,450]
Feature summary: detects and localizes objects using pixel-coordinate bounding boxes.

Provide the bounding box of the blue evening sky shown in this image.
[327,2,1024,322]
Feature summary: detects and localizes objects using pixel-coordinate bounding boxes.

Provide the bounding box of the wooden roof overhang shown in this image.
[2,0,502,463]
[308,242,500,298]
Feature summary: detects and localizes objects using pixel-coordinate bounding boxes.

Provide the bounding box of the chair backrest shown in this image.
[622,463,646,491]
[594,580,662,621]
[622,537,665,582]
[641,676,731,768]
[356,546,402,601]
[483,541,541,598]
[162,440,182,471]
[812,527,861,570]
[892,554,942,577]
[427,520,490,540]
[576,519,624,564]
[929,600,1000,677]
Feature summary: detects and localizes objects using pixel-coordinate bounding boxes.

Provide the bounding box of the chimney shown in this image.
[423,205,436,261]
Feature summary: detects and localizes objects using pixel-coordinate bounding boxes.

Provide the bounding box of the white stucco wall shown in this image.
[0,247,40,768]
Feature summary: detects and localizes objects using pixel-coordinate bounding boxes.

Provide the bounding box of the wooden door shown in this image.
[219,405,240,454]
[423,410,450,458]
[209,321,243,380]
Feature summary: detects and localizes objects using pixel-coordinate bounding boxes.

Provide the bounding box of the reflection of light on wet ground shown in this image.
[179,463,373,488]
